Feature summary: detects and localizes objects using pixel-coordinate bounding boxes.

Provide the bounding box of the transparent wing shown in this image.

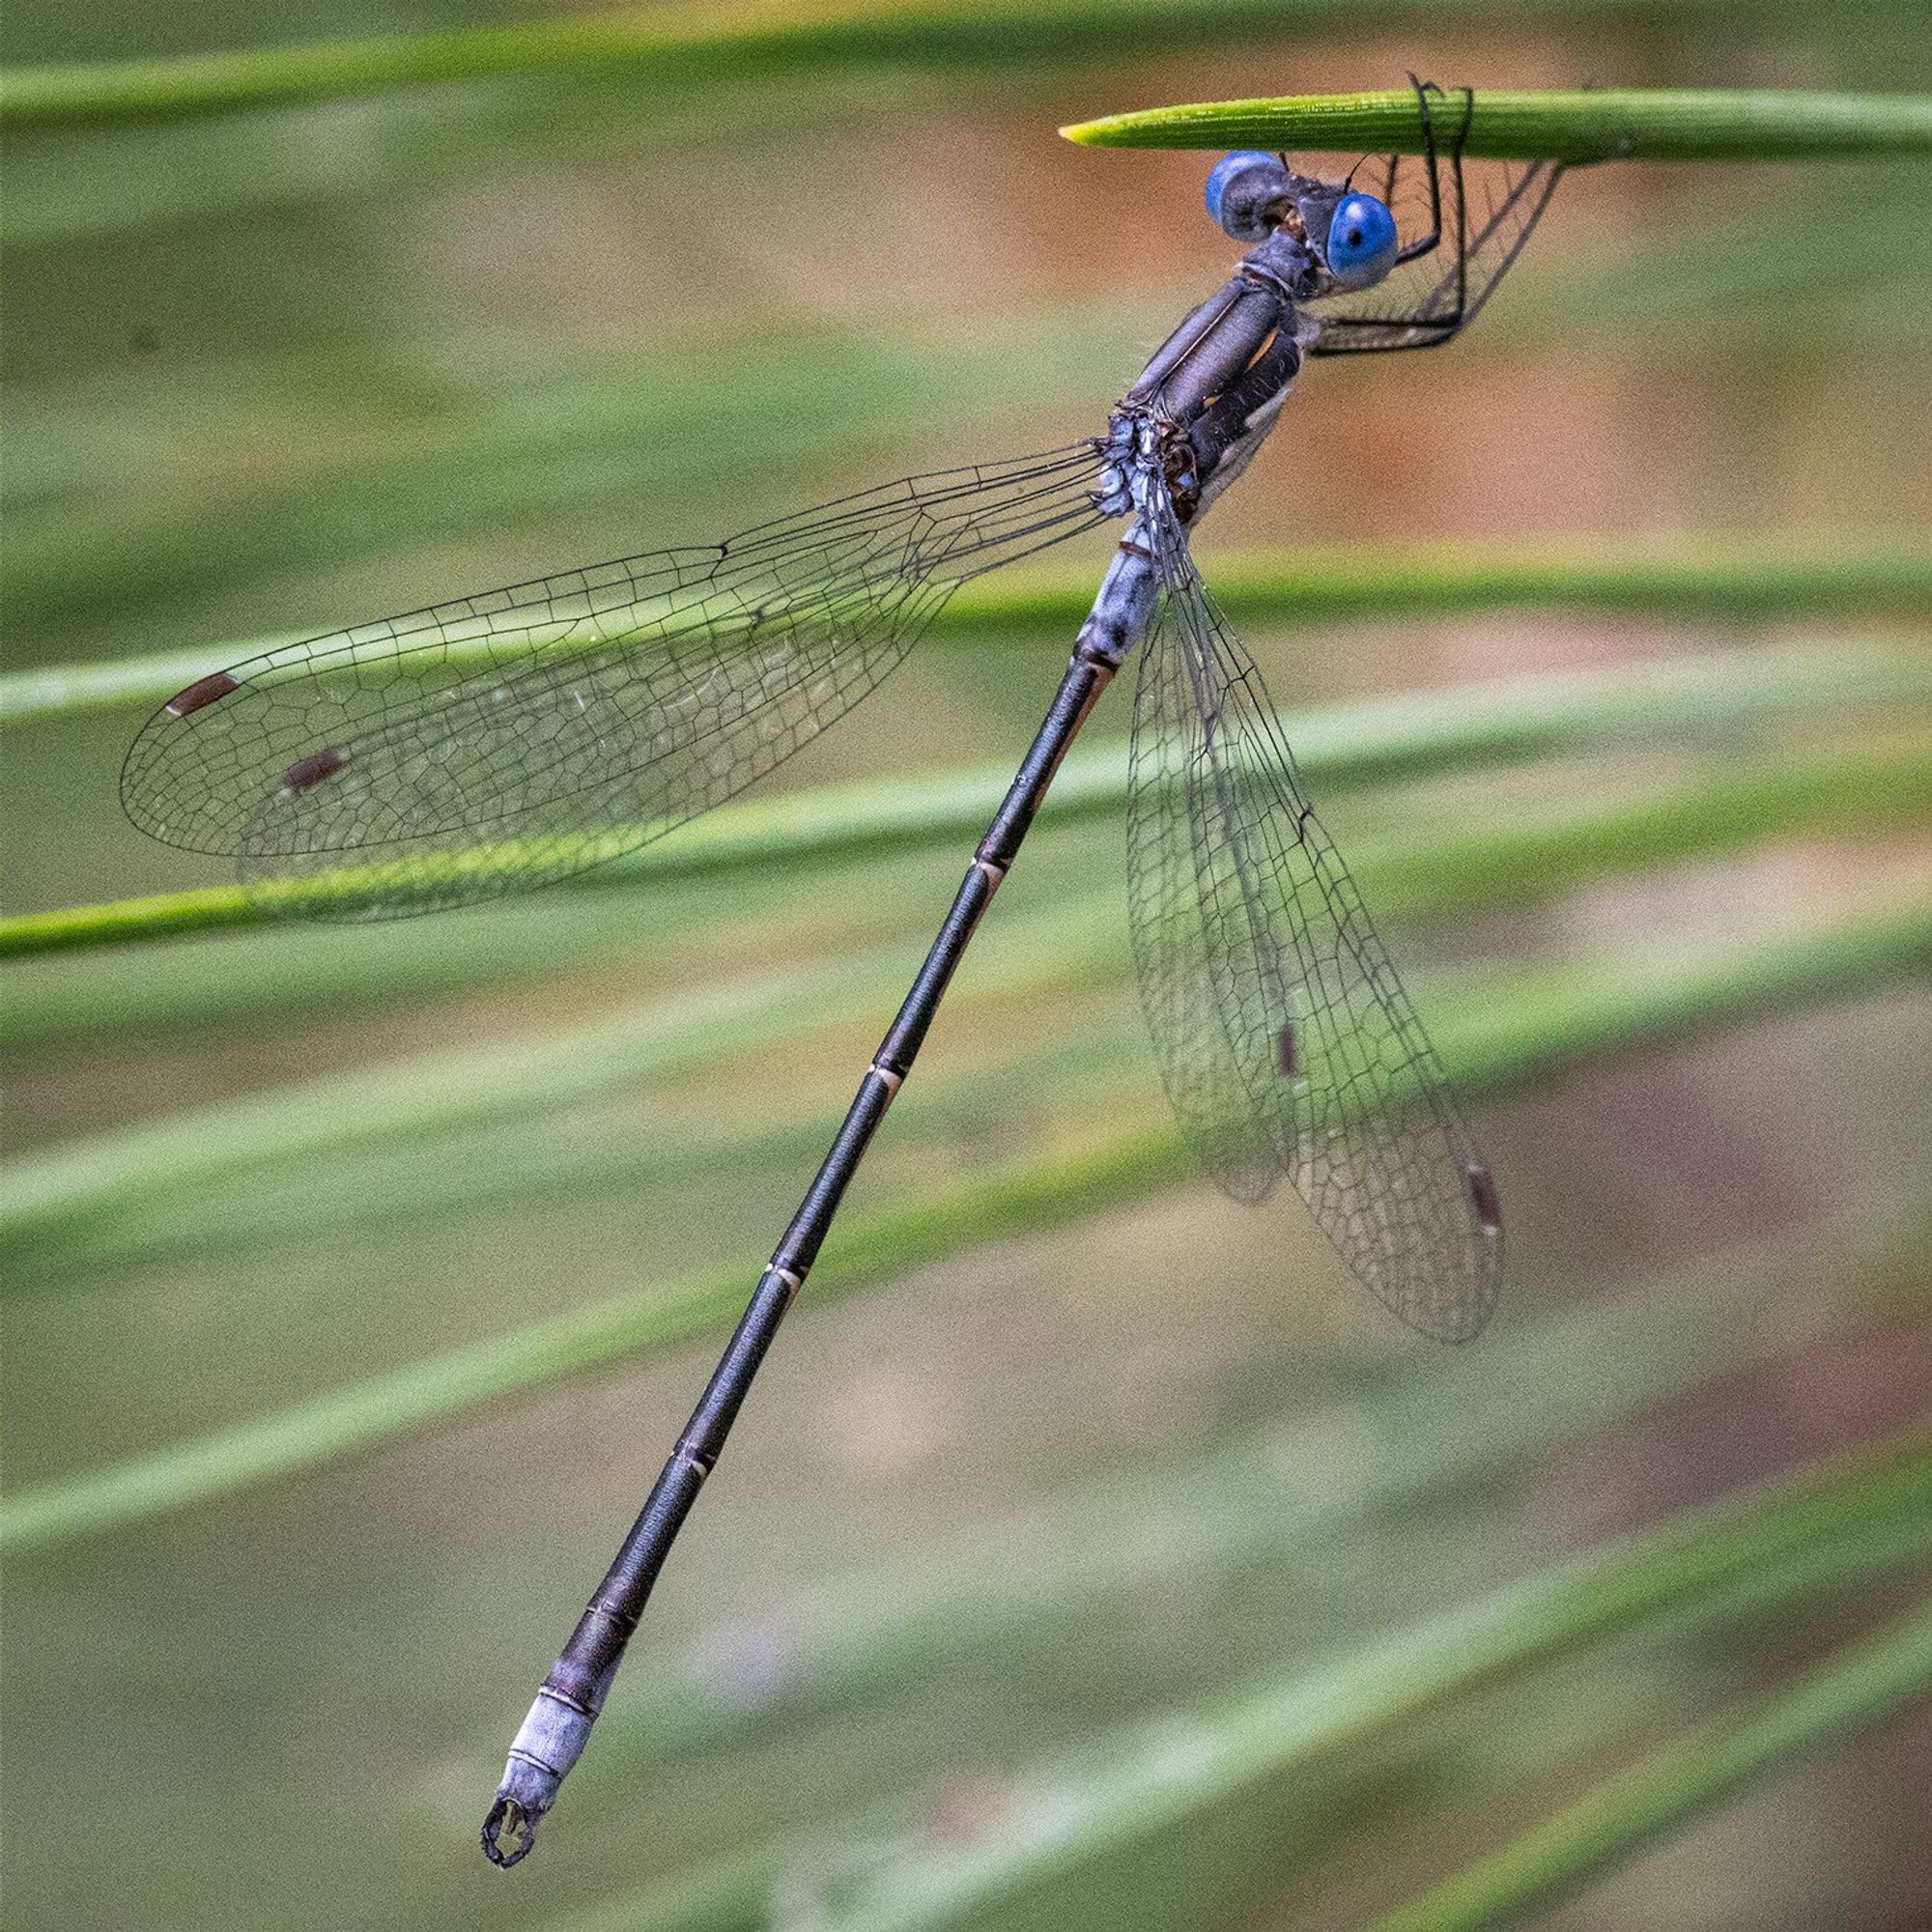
[1306,146,1562,355]
[1125,513,1501,1340]
[123,444,1108,920]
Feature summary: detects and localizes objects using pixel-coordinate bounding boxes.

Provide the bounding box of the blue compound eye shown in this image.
[1206,151,1291,241]
[1205,152,1277,224]
[1324,192,1400,285]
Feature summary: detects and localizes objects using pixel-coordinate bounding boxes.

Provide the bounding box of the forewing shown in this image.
[123,444,1106,919]
[1127,574,1298,1208]
[1307,151,1562,354]
[1126,538,1501,1339]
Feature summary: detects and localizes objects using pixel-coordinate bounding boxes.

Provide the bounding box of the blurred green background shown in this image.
[3,4,1929,1928]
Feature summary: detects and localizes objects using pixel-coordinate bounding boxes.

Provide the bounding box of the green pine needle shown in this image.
[1063,87,1932,160]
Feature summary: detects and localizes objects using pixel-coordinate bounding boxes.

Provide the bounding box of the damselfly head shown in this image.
[1205,154,1401,293]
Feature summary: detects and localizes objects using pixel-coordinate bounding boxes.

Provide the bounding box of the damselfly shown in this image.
[120,82,1560,1865]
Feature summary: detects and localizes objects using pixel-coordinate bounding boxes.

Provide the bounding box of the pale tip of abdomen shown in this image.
[480,1686,596,1868]
[481,1754,558,1869]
